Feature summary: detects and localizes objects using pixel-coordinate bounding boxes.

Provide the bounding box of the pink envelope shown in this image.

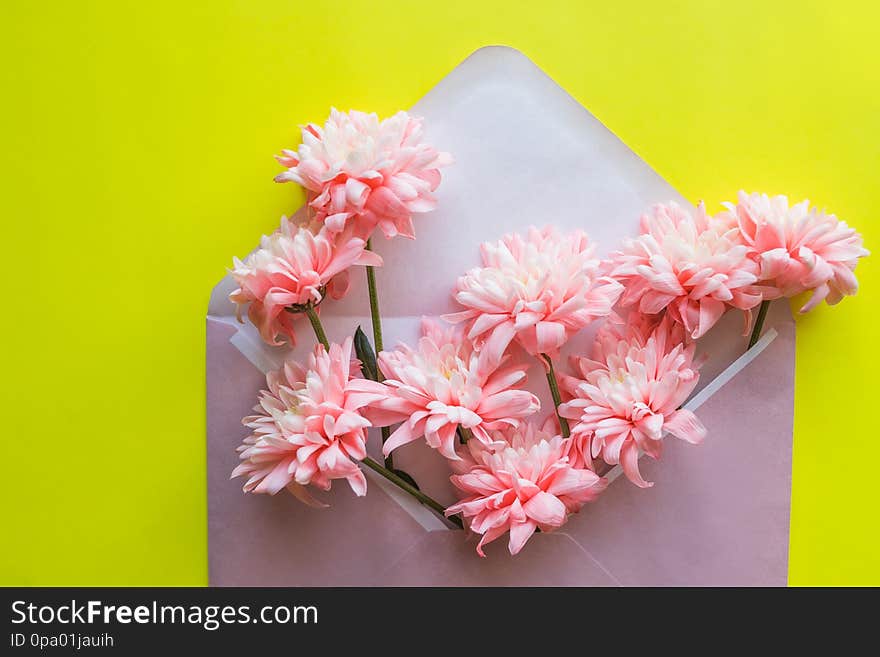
[206,46,794,586]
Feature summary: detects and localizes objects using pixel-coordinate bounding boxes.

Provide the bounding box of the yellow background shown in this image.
[2,1,877,585]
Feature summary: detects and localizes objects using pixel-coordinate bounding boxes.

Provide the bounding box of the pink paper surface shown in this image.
[206,46,794,586]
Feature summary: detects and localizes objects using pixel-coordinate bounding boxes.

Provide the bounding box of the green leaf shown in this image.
[354,325,379,381]
[392,469,420,491]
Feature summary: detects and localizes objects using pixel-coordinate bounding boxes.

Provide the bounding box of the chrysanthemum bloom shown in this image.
[274,108,452,240]
[720,191,869,312]
[559,314,706,488]
[446,422,607,556]
[229,217,382,345]
[366,319,540,460]
[610,202,763,339]
[445,226,623,368]
[231,361,310,499]
[232,338,388,501]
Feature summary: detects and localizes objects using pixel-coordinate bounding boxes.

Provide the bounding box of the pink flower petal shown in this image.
[664,409,706,445]
[508,521,538,555]
[620,440,653,489]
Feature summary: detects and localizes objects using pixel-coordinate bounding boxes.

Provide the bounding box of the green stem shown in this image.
[748,300,771,349]
[380,429,393,470]
[364,238,393,469]
[304,305,330,350]
[541,354,571,438]
[365,239,384,354]
[458,427,474,443]
[361,457,462,529]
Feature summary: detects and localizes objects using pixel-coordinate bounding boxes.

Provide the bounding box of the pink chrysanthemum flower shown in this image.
[229,217,382,346]
[610,202,763,339]
[559,314,706,488]
[445,226,623,367]
[446,422,607,557]
[232,338,387,502]
[274,108,452,240]
[720,191,869,312]
[367,319,540,461]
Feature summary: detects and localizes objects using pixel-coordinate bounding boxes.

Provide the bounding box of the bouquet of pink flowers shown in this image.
[228,108,868,557]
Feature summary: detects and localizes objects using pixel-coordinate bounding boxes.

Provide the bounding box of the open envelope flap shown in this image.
[206,45,689,321]
[207,46,796,585]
